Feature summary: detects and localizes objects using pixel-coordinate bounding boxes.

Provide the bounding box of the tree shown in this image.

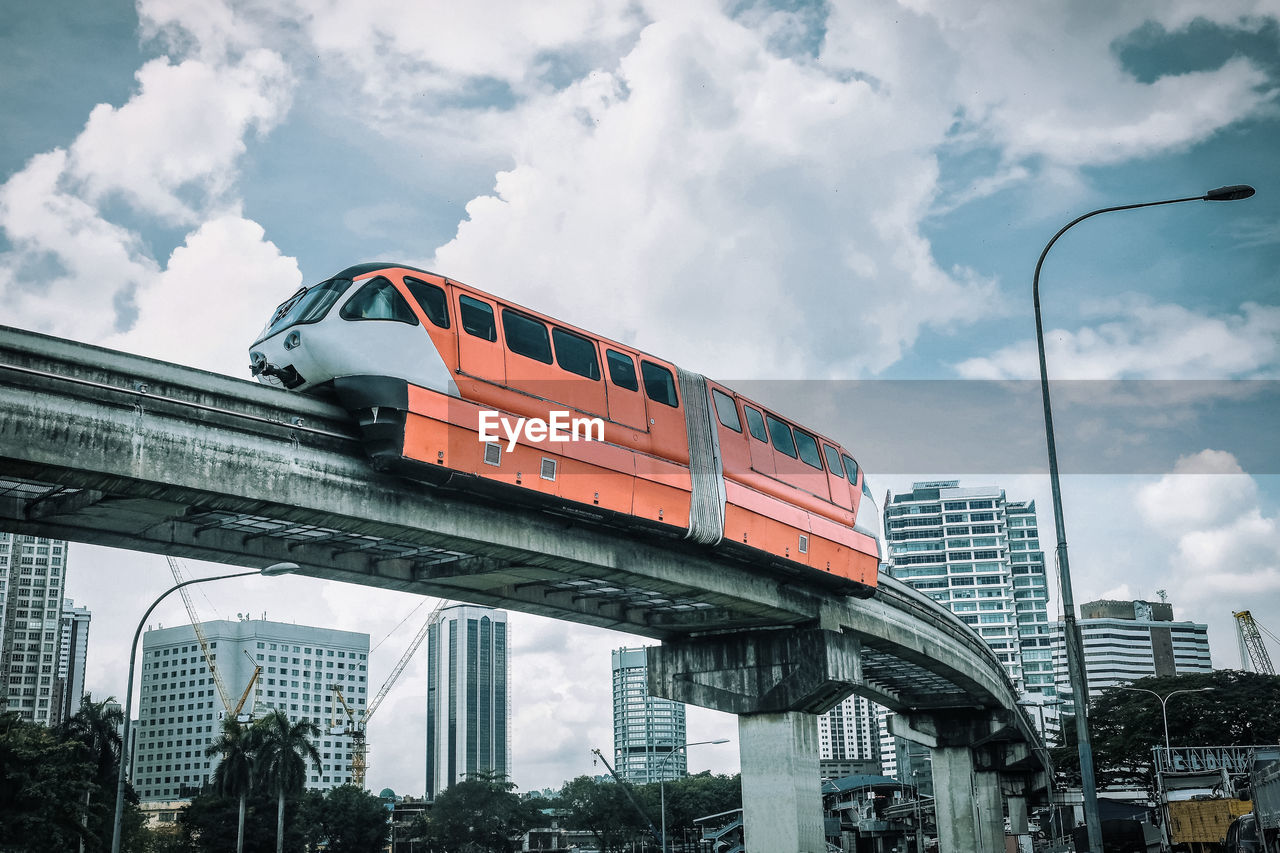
[59,694,126,852]
[419,771,535,852]
[636,772,740,846]
[251,710,322,853]
[205,718,257,853]
[559,775,651,853]
[1055,671,1280,791]
[313,785,390,853]
[0,710,94,851]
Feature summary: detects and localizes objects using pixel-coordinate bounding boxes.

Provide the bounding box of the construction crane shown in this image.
[232,649,263,720]
[589,748,663,846]
[168,556,235,714]
[331,598,450,788]
[1234,610,1278,675]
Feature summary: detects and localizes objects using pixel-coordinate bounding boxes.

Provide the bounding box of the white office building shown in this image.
[0,533,71,725]
[134,617,369,801]
[1052,599,1212,713]
[818,693,880,774]
[612,646,687,784]
[426,605,510,800]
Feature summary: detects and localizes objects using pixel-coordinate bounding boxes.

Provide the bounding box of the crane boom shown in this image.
[590,748,663,845]
[1235,610,1277,675]
[337,598,451,789]
[168,556,234,713]
[232,649,262,719]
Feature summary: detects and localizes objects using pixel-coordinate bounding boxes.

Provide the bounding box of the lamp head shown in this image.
[1204,184,1255,201]
[260,562,299,577]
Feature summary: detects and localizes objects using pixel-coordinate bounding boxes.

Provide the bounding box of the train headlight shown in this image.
[284,331,301,350]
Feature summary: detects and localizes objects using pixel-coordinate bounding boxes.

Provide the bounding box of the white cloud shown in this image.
[955,300,1280,379]
[0,150,160,341]
[1134,450,1280,613]
[68,52,292,224]
[104,214,301,376]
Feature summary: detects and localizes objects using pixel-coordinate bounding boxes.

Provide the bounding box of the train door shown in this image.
[709,385,751,474]
[602,348,648,432]
[741,404,775,478]
[821,443,854,512]
[453,291,505,392]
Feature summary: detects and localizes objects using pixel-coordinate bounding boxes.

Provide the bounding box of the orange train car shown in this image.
[249,263,882,596]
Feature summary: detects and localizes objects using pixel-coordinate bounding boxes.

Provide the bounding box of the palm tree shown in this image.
[60,694,124,851]
[206,717,257,853]
[252,710,322,853]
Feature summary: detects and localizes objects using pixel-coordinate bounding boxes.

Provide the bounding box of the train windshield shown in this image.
[256,277,354,342]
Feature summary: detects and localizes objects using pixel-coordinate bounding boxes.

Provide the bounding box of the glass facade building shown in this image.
[425,605,510,800]
[612,646,686,783]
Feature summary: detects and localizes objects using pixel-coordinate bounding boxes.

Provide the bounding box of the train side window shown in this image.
[743,406,768,442]
[552,327,601,379]
[766,414,798,458]
[641,361,679,408]
[793,429,823,469]
[339,277,419,325]
[822,445,845,478]
[606,350,638,391]
[459,295,496,341]
[502,309,553,364]
[404,278,450,329]
[712,389,741,432]
[841,454,860,484]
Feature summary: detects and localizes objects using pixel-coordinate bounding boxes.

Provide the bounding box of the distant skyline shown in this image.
[5,0,1280,795]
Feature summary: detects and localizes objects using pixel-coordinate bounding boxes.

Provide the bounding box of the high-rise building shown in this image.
[885,482,1052,694]
[612,646,686,784]
[879,482,1057,765]
[57,598,92,723]
[1052,598,1212,713]
[818,694,879,772]
[134,617,369,801]
[0,533,70,725]
[425,605,510,800]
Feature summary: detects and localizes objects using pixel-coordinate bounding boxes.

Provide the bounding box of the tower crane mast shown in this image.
[1234,610,1277,675]
[334,598,450,788]
[168,556,234,714]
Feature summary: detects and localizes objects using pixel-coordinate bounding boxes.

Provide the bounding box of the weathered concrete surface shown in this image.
[647,628,860,714]
[740,712,825,853]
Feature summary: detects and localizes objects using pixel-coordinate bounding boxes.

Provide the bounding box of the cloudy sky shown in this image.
[4,0,1280,796]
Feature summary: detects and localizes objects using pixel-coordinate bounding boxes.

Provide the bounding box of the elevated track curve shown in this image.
[0,325,1036,727]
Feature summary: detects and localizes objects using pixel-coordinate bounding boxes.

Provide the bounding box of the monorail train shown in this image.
[249,263,882,596]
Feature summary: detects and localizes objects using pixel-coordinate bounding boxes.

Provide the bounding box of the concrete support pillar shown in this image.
[1007,794,1029,834]
[931,746,980,853]
[739,712,825,853]
[974,769,1005,852]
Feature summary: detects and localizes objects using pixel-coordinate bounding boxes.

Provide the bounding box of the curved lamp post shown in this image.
[1114,686,1214,757]
[1033,183,1254,852]
[658,738,730,853]
[111,562,298,853]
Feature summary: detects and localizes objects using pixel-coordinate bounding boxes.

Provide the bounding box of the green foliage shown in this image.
[417,771,536,853]
[558,775,654,853]
[636,772,741,845]
[1053,671,1280,790]
[312,785,390,853]
[0,698,147,853]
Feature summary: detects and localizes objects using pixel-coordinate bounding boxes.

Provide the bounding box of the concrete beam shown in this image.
[647,628,860,715]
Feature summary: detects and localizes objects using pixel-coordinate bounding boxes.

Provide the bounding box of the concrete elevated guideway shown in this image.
[0,326,1047,851]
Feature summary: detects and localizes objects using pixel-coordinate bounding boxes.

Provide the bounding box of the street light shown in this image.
[1113,686,1214,757]
[110,561,298,853]
[658,739,730,853]
[1033,183,1254,852]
